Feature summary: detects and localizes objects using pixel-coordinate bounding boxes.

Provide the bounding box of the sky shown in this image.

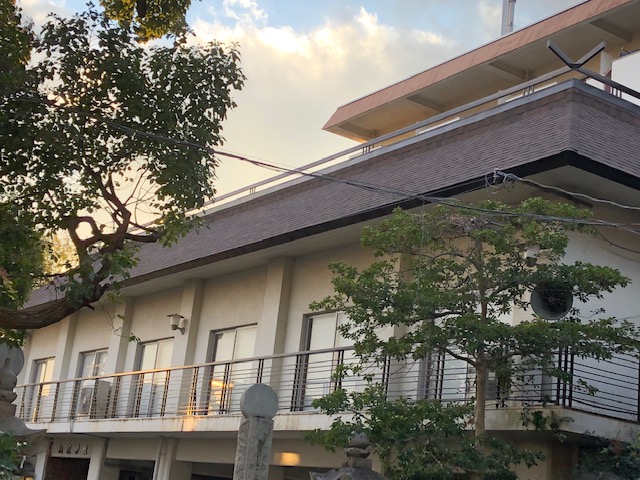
[17,0,588,196]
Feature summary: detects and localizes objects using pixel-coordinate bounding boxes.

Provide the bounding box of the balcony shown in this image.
[16,347,640,431]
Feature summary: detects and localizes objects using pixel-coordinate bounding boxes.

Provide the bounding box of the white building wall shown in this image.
[67,306,116,378]
[195,265,268,362]
[284,242,374,353]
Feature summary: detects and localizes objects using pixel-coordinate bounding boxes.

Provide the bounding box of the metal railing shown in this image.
[15,347,640,425]
[202,66,590,212]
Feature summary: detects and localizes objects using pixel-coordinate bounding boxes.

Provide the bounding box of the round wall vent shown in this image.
[530,283,573,320]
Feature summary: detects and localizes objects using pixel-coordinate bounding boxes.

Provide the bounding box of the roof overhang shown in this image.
[323,0,640,141]
[26,80,640,302]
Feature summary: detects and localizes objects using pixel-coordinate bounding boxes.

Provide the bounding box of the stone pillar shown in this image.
[233,384,278,480]
[0,348,43,477]
[310,434,387,480]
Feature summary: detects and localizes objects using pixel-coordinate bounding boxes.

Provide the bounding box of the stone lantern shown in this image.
[310,433,387,480]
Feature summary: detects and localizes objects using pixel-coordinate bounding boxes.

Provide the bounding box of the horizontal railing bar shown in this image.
[16,347,640,426]
[200,67,578,211]
[16,346,358,388]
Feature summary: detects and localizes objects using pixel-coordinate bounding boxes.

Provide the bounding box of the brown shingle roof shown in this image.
[127,81,640,284]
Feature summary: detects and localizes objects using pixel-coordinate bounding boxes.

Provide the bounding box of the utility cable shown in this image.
[5,91,640,238]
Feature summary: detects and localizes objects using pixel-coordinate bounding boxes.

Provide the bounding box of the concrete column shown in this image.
[152,437,192,480]
[104,297,134,375]
[170,279,204,367]
[52,314,79,381]
[387,254,411,400]
[42,314,79,421]
[167,280,204,415]
[254,258,294,357]
[33,441,49,480]
[87,438,119,480]
[253,258,293,391]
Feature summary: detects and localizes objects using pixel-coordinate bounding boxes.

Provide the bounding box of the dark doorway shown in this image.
[119,470,153,480]
[44,457,90,480]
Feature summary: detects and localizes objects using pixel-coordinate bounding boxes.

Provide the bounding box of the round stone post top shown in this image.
[240,384,278,419]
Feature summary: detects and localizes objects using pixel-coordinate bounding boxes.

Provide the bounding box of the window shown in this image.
[293,312,360,410]
[205,325,257,414]
[74,349,110,418]
[32,357,55,386]
[28,357,55,421]
[79,349,108,378]
[133,339,173,417]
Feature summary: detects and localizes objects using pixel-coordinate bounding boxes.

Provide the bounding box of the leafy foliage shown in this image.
[575,436,640,479]
[0,0,32,91]
[101,0,192,41]
[0,433,24,479]
[310,198,639,479]
[309,385,542,480]
[0,6,244,329]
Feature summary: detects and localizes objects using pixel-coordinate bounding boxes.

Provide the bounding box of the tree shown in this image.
[0,0,32,90]
[0,6,244,330]
[309,198,639,479]
[101,0,192,41]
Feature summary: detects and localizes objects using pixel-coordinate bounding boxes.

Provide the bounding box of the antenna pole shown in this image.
[501,0,516,35]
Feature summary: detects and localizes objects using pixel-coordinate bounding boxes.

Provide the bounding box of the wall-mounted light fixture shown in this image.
[274,451,301,466]
[167,313,187,334]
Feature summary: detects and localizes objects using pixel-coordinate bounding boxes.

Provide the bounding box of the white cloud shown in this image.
[412,29,451,46]
[478,0,503,41]
[257,26,309,56]
[188,4,465,194]
[18,0,72,28]
[222,0,266,25]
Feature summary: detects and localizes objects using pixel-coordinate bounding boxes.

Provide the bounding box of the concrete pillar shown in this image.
[168,280,204,415]
[386,254,411,400]
[87,438,119,480]
[170,279,204,367]
[52,314,79,381]
[104,297,134,375]
[254,257,293,357]
[253,258,293,391]
[152,437,192,480]
[33,440,49,480]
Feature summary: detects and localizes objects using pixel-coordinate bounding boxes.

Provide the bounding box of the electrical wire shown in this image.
[5,91,640,239]
[493,170,640,212]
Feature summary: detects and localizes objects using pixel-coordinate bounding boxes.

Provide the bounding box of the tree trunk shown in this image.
[0,285,106,329]
[470,361,488,480]
[475,361,487,439]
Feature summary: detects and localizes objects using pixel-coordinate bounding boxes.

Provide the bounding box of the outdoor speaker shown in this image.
[530,283,573,320]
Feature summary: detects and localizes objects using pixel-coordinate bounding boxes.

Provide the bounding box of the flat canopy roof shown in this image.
[323,0,640,141]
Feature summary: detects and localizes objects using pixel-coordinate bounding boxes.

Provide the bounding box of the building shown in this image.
[15,1,640,479]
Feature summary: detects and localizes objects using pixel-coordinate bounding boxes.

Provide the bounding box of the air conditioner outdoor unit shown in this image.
[77,380,111,418]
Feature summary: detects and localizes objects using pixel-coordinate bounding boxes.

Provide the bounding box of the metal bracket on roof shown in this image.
[547,40,640,102]
[547,40,606,69]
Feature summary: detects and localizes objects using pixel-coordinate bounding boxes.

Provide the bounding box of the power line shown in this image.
[493,170,640,212]
[5,91,640,239]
